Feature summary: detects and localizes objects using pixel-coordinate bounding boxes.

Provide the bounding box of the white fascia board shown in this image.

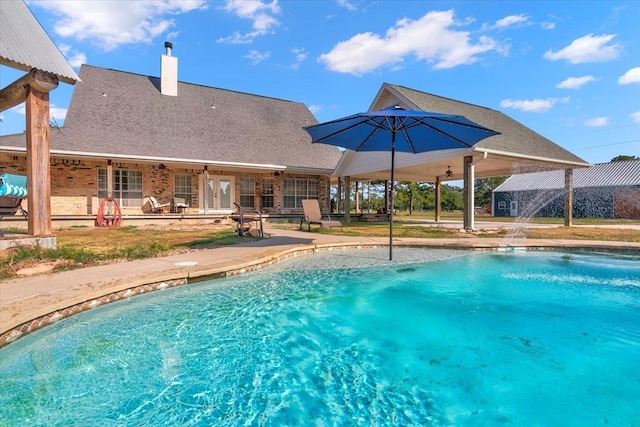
[473,147,591,168]
[283,166,336,175]
[0,146,286,171]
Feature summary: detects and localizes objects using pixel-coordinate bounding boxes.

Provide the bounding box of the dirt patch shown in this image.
[15,261,61,276]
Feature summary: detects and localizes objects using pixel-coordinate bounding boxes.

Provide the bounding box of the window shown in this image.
[98,168,143,207]
[498,201,507,210]
[283,178,319,209]
[239,177,255,208]
[174,174,192,203]
[262,178,274,208]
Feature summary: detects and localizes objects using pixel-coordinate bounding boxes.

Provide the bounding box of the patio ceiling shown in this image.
[334,147,589,183]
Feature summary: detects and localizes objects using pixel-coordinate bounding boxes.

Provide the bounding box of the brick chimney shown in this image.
[161,41,178,96]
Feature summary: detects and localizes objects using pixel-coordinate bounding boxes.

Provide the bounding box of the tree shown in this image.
[395,182,428,214]
[611,155,638,162]
[441,184,463,211]
[475,176,508,207]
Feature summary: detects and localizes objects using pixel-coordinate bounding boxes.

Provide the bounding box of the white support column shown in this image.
[435,177,441,222]
[463,155,474,230]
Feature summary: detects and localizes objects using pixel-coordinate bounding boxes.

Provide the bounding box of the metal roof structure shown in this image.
[333,83,590,182]
[494,160,640,192]
[0,1,79,84]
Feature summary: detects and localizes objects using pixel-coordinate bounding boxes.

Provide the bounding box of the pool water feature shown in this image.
[1,248,638,426]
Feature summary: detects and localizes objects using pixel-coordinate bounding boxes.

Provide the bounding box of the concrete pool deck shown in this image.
[2,225,639,347]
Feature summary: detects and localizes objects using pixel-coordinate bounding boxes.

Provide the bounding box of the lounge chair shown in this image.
[148,196,170,213]
[172,197,189,213]
[300,199,342,231]
[0,196,28,219]
[231,202,263,237]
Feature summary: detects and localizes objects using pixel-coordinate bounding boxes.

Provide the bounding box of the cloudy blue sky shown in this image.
[1,0,639,164]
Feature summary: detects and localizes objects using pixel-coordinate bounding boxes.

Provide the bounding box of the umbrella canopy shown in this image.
[304,105,500,260]
[0,174,27,198]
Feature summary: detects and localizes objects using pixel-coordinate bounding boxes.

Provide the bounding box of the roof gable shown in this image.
[380,83,587,166]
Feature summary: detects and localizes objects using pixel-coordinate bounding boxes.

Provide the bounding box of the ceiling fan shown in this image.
[445,166,453,178]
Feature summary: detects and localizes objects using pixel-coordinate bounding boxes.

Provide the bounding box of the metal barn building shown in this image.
[492,160,640,219]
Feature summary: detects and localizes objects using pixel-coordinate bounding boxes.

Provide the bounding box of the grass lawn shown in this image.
[1,216,639,280]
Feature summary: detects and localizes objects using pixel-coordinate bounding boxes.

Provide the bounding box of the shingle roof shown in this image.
[1,64,342,171]
[494,160,640,192]
[0,1,79,84]
[384,83,588,165]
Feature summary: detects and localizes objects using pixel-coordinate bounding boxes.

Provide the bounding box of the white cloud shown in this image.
[482,14,530,31]
[289,48,308,70]
[543,33,621,64]
[584,117,609,127]
[217,0,280,44]
[13,103,68,122]
[319,10,502,75]
[541,22,555,30]
[618,67,640,85]
[335,0,359,11]
[32,1,207,51]
[57,43,86,68]
[556,75,597,89]
[244,49,271,65]
[500,97,569,113]
[631,110,640,123]
[308,104,323,114]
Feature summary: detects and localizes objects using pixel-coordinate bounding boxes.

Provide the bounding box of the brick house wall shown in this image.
[1,153,333,216]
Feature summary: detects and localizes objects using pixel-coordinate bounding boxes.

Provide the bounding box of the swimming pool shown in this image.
[1,248,638,426]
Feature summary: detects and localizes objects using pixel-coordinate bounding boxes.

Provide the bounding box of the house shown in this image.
[492,160,640,219]
[0,43,342,218]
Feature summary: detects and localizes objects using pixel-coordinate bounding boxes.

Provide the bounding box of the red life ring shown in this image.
[96,197,123,227]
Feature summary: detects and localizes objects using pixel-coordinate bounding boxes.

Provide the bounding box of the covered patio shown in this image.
[331,83,590,230]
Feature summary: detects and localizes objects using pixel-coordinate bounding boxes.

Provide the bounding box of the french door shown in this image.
[200,175,234,213]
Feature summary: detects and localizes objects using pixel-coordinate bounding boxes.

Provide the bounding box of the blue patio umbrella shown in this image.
[304,105,500,260]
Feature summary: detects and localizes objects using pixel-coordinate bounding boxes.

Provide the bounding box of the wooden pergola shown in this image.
[0,1,79,237]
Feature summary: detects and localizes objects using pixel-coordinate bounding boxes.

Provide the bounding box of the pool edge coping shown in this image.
[1,240,639,349]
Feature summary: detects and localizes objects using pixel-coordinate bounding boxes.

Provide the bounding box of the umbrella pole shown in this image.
[389,142,395,261]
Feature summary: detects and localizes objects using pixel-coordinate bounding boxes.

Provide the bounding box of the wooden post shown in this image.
[336,177,342,214]
[1,69,59,237]
[344,176,351,223]
[564,168,573,227]
[25,86,52,236]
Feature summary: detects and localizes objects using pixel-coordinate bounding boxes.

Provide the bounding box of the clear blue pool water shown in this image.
[1,248,639,426]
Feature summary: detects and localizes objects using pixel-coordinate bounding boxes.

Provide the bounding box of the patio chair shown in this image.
[231,202,263,237]
[148,196,170,213]
[300,199,342,231]
[172,197,189,213]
